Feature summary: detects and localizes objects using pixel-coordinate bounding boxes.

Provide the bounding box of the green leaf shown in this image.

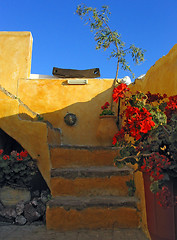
[76,4,145,79]
[150,181,160,194]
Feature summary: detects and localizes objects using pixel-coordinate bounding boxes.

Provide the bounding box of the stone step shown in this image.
[46,196,140,230]
[46,122,61,145]
[50,166,133,197]
[50,145,120,168]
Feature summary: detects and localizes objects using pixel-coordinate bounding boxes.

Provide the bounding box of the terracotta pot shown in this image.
[143,173,177,240]
[0,186,31,207]
[96,115,118,146]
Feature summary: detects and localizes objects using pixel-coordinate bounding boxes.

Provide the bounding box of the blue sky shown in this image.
[0,0,177,81]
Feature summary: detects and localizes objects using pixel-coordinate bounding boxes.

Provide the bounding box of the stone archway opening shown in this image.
[0,128,51,225]
[0,128,49,192]
[0,128,23,155]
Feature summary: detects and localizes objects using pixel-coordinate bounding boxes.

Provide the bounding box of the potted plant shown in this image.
[96,101,117,146]
[112,88,177,240]
[0,149,38,206]
[96,83,130,146]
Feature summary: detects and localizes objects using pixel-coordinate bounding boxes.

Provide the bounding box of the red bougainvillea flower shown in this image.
[17,157,23,161]
[3,155,9,160]
[112,83,130,103]
[165,95,177,121]
[146,91,167,103]
[20,150,28,158]
[125,106,155,140]
[0,149,3,155]
[101,102,110,110]
[140,153,171,181]
[156,186,173,208]
[112,128,125,145]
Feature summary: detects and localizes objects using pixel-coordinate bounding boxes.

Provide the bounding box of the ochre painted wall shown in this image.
[0,32,32,96]
[0,32,51,186]
[131,44,177,96]
[0,32,177,238]
[0,32,116,186]
[0,99,51,187]
[18,78,116,146]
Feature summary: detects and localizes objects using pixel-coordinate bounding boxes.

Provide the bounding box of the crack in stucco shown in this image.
[0,84,38,117]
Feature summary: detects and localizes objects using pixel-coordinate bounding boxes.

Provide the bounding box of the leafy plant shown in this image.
[100,102,114,116]
[76,4,145,81]
[36,114,44,121]
[126,179,136,197]
[0,150,38,189]
[113,87,177,208]
[76,4,146,125]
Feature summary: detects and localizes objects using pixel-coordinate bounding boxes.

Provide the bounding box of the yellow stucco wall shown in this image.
[18,78,116,146]
[0,32,176,237]
[0,32,32,96]
[0,32,51,186]
[0,32,116,186]
[131,44,177,96]
[0,99,51,187]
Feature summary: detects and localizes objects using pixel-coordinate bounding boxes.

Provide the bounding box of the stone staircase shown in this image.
[46,145,140,230]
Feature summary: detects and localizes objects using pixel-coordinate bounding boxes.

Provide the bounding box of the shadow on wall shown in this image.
[0,87,117,187]
[19,86,117,146]
[0,128,23,154]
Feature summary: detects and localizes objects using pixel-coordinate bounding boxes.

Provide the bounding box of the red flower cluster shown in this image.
[112,128,125,145]
[1,150,29,161]
[156,186,173,208]
[165,95,177,121]
[17,156,23,161]
[0,149,3,155]
[3,155,9,160]
[101,102,110,110]
[112,83,130,103]
[20,150,28,158]
[125,106,155,140]
[140,153,171,181]
[146,91,167,103]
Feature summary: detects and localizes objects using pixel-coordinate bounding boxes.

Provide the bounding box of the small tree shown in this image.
[76,4,145,123]
[76,4,145,82]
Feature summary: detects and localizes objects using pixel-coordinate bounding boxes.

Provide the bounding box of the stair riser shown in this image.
[46,206,140,230]
[50,148,119,168]
[51,175,132,197]
[47,127,61,145]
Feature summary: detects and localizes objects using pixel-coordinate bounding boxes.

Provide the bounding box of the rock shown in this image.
[16,201,25,215]
[8,208,17,218]
[0,215,14,223]
[0,208,17,219]
[31,190,40,198]
[36,201,46,216]
[31,198,39,207]
[0,201,4,211]
[40,190,50,204]
[40,195,48,204]
[15,215,27,225]
[0,209,6,217]
[24,203,41,223]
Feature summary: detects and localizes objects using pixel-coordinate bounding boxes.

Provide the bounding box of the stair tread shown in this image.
[47,195,138,209]
[49,144,120,150]
[51,166,132,178]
